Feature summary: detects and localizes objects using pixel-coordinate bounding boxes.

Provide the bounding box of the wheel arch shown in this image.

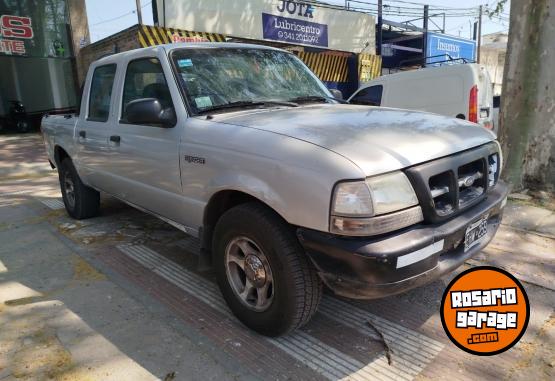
[201,189,289,260]
[54,145,70,167]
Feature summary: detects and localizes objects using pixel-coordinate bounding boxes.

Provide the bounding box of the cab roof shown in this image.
[93,42,288,65]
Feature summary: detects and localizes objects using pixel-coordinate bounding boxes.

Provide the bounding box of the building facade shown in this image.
[0,0,89,124]
[78,1,381,98]
[480,32,508,96]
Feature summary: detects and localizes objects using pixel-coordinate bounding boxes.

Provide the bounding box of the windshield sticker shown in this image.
[177,59,193,68]
[195,96,213,109]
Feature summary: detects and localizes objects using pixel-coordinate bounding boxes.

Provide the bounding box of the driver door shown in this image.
[105,55,185,223]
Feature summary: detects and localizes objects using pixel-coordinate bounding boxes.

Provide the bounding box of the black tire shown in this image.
[213,202,322,336]
[16,121,29,133]
[59,158,100,219]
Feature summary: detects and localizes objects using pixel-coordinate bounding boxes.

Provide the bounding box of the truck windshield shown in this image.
[171,47,333,115]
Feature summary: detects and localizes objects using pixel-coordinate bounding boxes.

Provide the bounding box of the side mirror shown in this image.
[124,98,176,127]
[328,88,343,100]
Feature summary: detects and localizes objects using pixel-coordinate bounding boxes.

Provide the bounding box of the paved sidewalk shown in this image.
[502,200,555,238]
[0,215,249,380]
[0,135,53,180]
[1,134,554,381]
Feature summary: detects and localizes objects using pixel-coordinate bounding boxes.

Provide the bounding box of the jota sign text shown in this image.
[276,0,314,18]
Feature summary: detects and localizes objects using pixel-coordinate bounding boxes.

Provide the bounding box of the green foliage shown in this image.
[487,0,509,17]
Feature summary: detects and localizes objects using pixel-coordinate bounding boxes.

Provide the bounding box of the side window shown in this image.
[493,95,501,109]
[88,64,117,122]
[76,83,84,116]
[350,85,383,106]
[121,57,174,123]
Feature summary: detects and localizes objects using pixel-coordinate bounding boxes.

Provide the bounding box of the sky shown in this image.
[85,0,511,43]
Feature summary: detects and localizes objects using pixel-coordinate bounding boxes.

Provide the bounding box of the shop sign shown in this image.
[427,32,476,65]
[263,1,325,46]
[157,0,375,53]
[171,33,210,43]
[0,15,33,55]
[262,13,328,47]
[276,0,314,18]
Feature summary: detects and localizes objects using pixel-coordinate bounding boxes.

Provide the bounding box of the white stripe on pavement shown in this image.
[320,298,444,377]
[117,243,442,381]
[38,198,65,210]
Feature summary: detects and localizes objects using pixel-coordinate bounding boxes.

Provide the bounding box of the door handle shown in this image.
[78,130,86,138]
[109,135,121,143]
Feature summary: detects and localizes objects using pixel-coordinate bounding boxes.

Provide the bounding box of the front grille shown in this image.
[429,170,455,216]
[457,159,486,208]
[405,143,500,224]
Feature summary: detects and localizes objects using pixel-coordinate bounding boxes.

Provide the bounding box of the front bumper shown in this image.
[297,181,509,299]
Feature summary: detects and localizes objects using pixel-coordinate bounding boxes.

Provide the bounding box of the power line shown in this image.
[344,0,480,20]
[91,11,135,26]
[91,1,152,27]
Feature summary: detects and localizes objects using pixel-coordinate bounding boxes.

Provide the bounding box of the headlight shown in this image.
[331,171,422,236]
[488,142,503,187]
[366,171,419,215]
[494,141,503,177]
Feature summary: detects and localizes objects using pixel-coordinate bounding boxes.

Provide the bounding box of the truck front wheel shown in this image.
[59,158,100,219]
[213,202,322,336]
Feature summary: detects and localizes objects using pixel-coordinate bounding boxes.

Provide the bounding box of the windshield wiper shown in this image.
[197,100,298,115]
[288,95,347,104]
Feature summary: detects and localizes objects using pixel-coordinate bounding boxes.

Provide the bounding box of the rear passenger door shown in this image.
[107,56,185,222]
[75,63,117,187]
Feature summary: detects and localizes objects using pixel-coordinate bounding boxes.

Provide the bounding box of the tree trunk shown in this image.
[499,0,555,191]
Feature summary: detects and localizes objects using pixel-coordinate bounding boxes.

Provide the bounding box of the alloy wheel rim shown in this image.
[63,171,75,208]
[225,236,274,312]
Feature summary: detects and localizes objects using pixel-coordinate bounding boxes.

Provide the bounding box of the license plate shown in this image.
[464,215,489,252]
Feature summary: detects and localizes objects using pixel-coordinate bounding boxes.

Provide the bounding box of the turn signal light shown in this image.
[469,85,478,123]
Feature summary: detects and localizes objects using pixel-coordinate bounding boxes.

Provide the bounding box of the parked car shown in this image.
[41,43,508,336]
[349,63,494,130]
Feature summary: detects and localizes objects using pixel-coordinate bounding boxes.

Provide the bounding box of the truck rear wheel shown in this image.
[213,202,322,336]
[59,158,100,219]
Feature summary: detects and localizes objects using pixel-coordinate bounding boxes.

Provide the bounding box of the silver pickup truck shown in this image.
[42,43,508,336]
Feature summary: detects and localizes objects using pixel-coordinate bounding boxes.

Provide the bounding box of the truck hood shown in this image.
[213,104,497,176]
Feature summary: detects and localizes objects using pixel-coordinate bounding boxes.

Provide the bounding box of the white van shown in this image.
[348,63,494,131]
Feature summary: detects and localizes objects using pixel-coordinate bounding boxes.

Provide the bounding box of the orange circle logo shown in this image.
[440,266,529,356]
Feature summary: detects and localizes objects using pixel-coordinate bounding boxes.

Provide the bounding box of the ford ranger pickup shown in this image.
[41,43,508,336]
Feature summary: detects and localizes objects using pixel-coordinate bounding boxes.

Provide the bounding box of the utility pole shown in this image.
[377,0,383,55]
[422,4,429,67]
[477,5,482,63]
[135,0,143,25]
[152,0,159,26]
